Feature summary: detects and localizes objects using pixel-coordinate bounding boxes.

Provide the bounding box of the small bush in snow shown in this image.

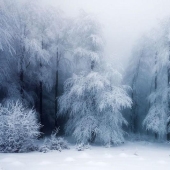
[38,138,51,153]
[76,143,85,151]
[0,100,40,153]
[76,143,91,151]
[39,129,69,153]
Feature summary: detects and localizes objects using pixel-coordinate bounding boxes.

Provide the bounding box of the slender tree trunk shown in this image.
[39,68,43,115]
[35,85,39,110]
[39,41,44,134]
[91,60,95,70]
[167,44,170,141]
[20,66,24,98]
[131,90,137,133]
[89,59,96,143]
[130,57,141,133]
[154,52,158,139]
[20,47,25,100]
[54,48,59,129]
[39,81,43,123]
[39,63,43,134]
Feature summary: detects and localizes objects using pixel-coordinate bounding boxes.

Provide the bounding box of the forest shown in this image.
[0,0,170,157]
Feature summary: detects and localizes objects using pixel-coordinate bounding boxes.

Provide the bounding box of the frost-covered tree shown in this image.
[59,12,131,145]
[143,20,170,139]
[59,64,132,145]
[0,100,40,153]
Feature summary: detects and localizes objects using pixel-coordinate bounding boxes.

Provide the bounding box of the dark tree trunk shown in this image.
[20,69,24,99]
[154,52,158,139]
[54,49,59,129]
[20,46,25,100]
[91,60,95,70]
[89,59,96,143]
[39,63,43,132]
[130,56,141,133]
[35,85,39,111]
[167,44,170,141]
[131,90,137,133]
[39,80,43,126]
[39,61,44,135]
[88,131,96,143]
[39,40,44,135]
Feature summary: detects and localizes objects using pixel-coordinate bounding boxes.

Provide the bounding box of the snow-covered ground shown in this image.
[0,141,170,170]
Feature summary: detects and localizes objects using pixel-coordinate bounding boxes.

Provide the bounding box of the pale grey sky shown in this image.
[42,0,170,65]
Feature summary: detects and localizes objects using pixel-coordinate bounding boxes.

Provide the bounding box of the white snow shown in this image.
[0,141,170,170]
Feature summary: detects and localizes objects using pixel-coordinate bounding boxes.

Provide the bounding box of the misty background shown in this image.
[42,0,170,68]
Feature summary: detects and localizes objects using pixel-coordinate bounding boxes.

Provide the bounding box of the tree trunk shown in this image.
[130,56,141,133]
[20,47,25,100]
[88,131,96,143]
[91,60,95,70]
[20,68,24,99]
[154,52,158,139]
[39,81,43,126]
[167,44,170,141]
[131,90,137,133]
[39,63,43,134]
[89,59,97,142]
[39,40,44,135]
[54,48,59,129]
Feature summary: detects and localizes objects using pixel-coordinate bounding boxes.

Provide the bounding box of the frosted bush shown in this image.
[0,100,40,153]
[38,138,51,153]
[39,129,69,153]
[76,143,90,151]
[76,143,85,151]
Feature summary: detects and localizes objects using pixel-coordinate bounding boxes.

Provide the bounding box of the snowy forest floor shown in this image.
[0,140,170,170]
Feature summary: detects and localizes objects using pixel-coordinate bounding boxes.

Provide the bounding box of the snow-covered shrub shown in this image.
[38,138,51,153]
[49,130,69,151]
[76,143,90,151]
[76,143,85,151]
[59,66,132,146]
[39,129,69,153]
[0,100,40,153]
